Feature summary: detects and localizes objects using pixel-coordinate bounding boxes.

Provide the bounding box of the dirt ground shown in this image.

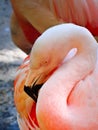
[0,0,27,130]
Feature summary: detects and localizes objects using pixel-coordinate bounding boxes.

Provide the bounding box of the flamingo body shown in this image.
[14,56,39,130]
[14,24,98,130]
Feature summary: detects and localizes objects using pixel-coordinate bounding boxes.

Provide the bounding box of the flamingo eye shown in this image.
[44,60,48,64]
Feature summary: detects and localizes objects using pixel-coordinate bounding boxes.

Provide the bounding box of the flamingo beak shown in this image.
[24,83,43,102]
[24,70,44,102]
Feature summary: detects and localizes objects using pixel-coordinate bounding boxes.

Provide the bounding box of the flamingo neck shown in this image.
[36,24,98,130]
[36,48,97,130]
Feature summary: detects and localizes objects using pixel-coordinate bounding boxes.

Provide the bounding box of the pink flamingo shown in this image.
[14,24,98,130]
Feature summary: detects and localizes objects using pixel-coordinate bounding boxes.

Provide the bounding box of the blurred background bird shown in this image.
[10,0,98,54]
[10,0,98,130]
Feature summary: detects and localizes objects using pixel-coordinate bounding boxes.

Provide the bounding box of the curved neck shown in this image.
[64,34,97,81]
[36,25,98,130]
[40,24,98,102]
[51,25,98,79]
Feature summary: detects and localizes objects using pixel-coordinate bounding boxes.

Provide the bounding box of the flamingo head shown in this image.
[24,24,65,102]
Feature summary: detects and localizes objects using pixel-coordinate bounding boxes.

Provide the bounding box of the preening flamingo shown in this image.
[14,24,98,130]
[10,0,98,53]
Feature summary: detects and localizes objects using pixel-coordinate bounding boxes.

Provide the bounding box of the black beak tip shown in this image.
[24,85,37,102]
[24,84,43,103]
